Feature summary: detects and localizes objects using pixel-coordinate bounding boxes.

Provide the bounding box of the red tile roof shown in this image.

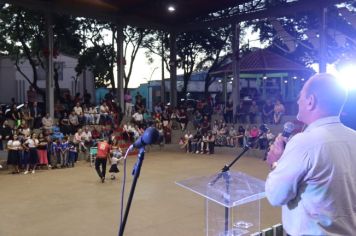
[211,49,309,75]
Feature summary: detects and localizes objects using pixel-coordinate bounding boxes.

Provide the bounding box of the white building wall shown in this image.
[0,57,17,104]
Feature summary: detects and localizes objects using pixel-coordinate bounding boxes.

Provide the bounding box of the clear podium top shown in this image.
[176,171,265,208]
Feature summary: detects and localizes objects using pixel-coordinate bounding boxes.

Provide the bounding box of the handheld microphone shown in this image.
[282,122,295,138]
[129,127,160,151]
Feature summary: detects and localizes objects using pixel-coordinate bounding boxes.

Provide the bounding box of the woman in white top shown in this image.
[23,133,39,174]
[74,129,86,152]
[18,123,31,138]
[6,134,22,174]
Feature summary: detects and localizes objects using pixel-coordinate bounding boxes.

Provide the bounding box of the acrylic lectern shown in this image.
[176,171,265,236]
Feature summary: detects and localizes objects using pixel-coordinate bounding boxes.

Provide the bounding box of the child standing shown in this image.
[53,139,62,169]
[67,141,77,168]
[109,146,122,180]
[61,137,69,168]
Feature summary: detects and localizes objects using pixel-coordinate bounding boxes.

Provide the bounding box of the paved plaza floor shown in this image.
[0,145,281,236]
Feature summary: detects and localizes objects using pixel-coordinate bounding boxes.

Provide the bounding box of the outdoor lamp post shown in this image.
[146,67,158,111]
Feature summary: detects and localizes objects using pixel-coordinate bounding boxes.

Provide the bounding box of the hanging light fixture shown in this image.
[168,5,176,12]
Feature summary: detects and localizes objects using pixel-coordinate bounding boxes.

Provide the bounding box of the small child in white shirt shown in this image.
[109,146,123,180]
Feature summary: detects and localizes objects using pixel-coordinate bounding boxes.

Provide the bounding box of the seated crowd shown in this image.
[125,95,283,155]
[178,97,285,155]
[0,90,286,171]
[0,92,123,174]
[180,120,276,155]
[232,98,286,125]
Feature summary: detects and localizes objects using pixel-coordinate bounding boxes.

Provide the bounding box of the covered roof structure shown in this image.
[211,49,311,74]
[210,49,313,105]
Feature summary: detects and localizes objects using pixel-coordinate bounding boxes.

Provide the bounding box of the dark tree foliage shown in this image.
[76,43,114,88]
[176,31,206,96]
[143,31,170,73]
[198,26,232,97]
[76,19,152,92]
[245,1,356,68]
[75,19,115,90]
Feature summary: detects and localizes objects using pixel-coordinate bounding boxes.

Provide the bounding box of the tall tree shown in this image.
[197,26,232,97]
[144,30,210,97]
[122,26,153,93]
[176,31,207,96]
[76,22,152,93]
[143,31,171,73]
[75,19,116,90]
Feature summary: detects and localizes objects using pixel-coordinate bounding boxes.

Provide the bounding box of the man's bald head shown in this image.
[305,73,347,116]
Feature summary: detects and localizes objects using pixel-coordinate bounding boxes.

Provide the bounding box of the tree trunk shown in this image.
[204,74,211,98]
[110,26,116,92]
[124,76,129,95]
[109,71,115,93]
[54,66,61,101]
[182,72,191,98]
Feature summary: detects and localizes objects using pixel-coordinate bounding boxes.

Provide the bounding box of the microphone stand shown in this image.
[118,148,145,236]
[209,130,266,236]
[209,131,265,186]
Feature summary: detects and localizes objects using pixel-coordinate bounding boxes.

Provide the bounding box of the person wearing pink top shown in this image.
[248,125,259,148]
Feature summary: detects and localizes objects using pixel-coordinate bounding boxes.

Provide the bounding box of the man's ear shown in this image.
[307,94,317,111]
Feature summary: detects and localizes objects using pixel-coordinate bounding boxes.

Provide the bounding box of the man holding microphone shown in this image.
[266,73,356,235]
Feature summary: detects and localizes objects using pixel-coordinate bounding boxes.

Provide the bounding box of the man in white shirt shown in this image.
[81,127,93,147]
[265,73,356,235]
[73,102,84,123]
[99,102,113,125]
